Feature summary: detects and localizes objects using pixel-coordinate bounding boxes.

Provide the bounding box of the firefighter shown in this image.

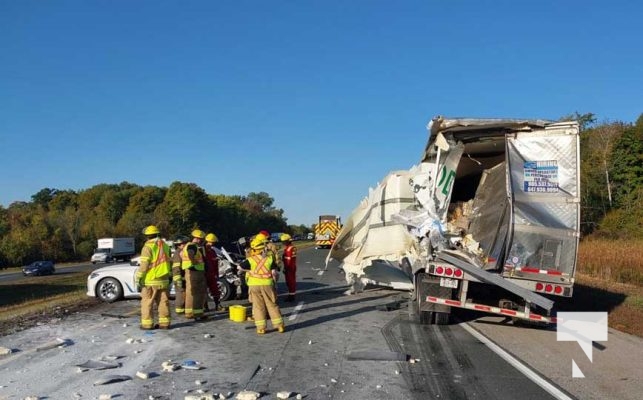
[204,232,223,311]
[182,229,207,320]
[257,230,282,286]
[171,235,189,314]
[237,236,284,335]
[280,234,297,302]
[135,225,172,330]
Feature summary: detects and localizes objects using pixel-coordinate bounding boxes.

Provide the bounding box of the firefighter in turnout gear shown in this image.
[204,233,223,311]
[237,236,284,335]
[136,225,172,330]
[280,234,297,302]
[171,235,189,314]
[257,230,282,287]
[182,229,207,320]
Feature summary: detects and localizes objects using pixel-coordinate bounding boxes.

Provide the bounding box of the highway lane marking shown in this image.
[288,301,305,321]
[459,321,574,400]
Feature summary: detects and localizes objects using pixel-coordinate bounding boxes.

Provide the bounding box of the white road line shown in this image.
[459,322,574,400]
[288,301,305,321]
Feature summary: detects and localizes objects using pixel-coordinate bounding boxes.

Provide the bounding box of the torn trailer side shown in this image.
[414,117,580,325]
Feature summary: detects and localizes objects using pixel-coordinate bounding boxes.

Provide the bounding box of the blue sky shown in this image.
[1,1,641,226]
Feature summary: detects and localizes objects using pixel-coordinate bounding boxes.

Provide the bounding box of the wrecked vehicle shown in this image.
[328,116,580,324]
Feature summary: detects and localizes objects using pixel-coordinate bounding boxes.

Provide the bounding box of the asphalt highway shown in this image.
[0,246,582,399]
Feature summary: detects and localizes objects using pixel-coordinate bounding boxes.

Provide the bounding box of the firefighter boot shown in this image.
[276,324,285,333]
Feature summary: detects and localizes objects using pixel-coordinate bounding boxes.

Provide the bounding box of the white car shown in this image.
[87,263,144,303]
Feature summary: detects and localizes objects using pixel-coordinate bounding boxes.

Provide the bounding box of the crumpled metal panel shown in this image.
[468,161,510,270]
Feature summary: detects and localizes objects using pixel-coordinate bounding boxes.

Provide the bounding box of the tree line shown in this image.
[0,183,311,268]
[573,113,643,239]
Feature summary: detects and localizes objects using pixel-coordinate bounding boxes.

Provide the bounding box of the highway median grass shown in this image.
[575,239,643,337]
[0,271,98,336]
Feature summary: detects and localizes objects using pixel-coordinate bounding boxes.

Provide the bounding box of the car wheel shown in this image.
[218,279,232,302]
[96,277,123,303]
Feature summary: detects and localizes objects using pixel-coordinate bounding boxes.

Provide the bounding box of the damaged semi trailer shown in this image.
[328,116,580,325]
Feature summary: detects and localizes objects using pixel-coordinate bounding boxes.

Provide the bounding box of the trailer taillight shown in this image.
[534,282,569,296]
[431,265,464,280]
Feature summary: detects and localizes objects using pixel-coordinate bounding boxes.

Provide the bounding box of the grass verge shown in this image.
[572,239,643,337]
[0,272,99,336]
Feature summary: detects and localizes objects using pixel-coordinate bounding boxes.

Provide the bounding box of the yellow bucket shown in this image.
[229,305,247,322]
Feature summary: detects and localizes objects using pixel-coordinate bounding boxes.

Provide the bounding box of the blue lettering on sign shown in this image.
[524,160,559,193]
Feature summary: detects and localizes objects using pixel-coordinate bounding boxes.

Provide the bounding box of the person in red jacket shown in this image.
[280,234,297,302]
[204,233,223,311]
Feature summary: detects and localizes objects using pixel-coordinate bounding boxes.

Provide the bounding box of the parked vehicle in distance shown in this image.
[22,260,55,276]
[307,232,314,240]
[91,237,136,264]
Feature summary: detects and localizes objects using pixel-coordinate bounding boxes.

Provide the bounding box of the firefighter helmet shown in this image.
[250,236,266,250]
[143,225,160,235]
[280,234,292,242]
[191,229,206,239]
[205,233,218,243]
[259,230,270,237]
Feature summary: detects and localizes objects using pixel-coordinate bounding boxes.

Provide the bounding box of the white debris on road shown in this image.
[35,338,71,351]
[276,391,291,399]
[136,371,150,379]
[235,390,260,400]
[0,346,13,355]
[185,395,215,400]
[98,395,113,400]
[162,360,180,372]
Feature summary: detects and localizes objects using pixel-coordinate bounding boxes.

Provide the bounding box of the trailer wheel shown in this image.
[434,312,450,325]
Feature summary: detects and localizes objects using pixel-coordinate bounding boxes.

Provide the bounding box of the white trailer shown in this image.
[329,116,580,325]
[91,237,136,264]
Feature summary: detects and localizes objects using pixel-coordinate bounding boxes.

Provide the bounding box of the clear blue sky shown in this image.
[1,1,641,226]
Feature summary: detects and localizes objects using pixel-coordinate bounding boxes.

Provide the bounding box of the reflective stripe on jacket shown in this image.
[181,243,205,271]
[140,239,171,286]
[246,254,274,286]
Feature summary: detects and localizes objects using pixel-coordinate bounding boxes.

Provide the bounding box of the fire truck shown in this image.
[315,215,342,249]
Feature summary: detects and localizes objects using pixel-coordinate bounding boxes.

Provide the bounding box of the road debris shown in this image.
[276,391,291,399]
[162,360,180,372]
[235,390,260,400]
[204,333,214,338]
[98,395,113,400]
[136,371,150,379]
[23,396,40,400]
[181,360,203,370]
[0,346,13,355]
[93,375,132,385]
[185,395,215,400]
[36,338,72,351]
[75,360,121,370]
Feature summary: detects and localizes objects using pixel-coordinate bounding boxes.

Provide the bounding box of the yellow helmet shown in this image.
[280,233,292,242]
[250,236,266,250]
[143,225,160,235]
[191,229,206,239]
[205,233,218,243]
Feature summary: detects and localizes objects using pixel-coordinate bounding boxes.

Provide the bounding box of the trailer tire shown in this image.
[434,311,450,325]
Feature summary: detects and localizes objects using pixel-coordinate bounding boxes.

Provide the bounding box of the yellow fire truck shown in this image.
[315,215,342,249]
